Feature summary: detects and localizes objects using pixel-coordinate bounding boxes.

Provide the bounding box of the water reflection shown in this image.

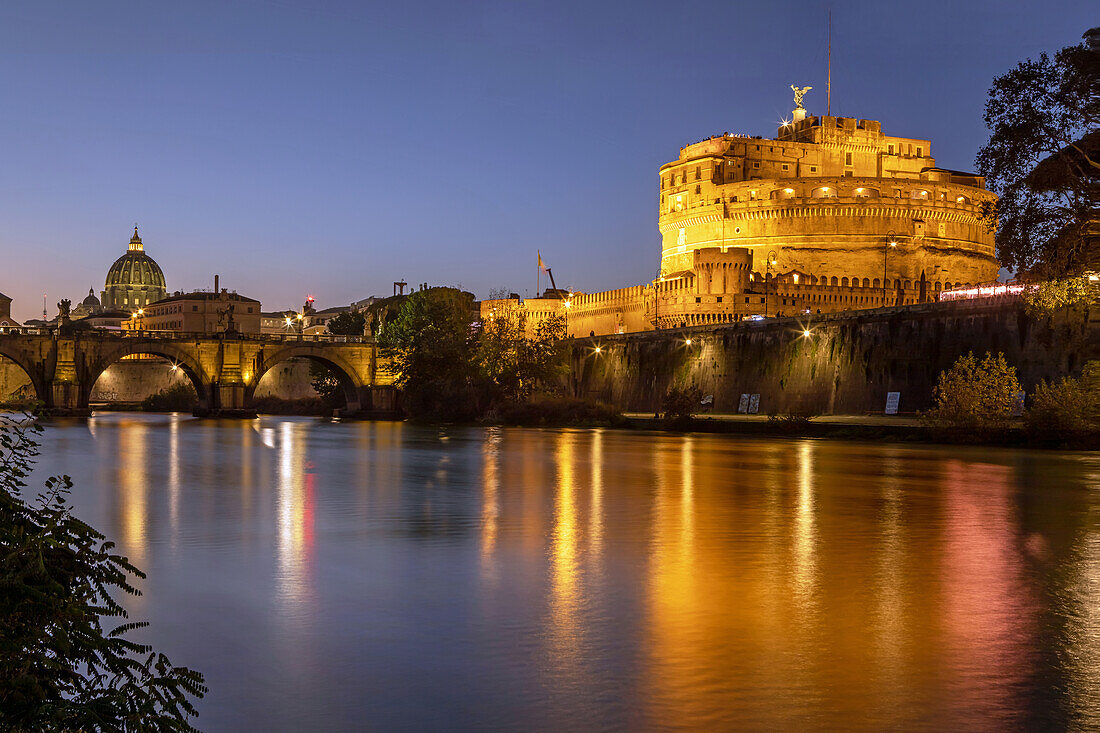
[41,419,1100,731]
[276,421,315,622]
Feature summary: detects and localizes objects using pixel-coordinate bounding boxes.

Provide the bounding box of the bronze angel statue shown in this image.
[791,85,812,109]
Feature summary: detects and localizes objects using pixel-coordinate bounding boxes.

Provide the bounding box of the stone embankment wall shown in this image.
[88,360,192,403]
[569,299,1097,415]
[0,355,318,403]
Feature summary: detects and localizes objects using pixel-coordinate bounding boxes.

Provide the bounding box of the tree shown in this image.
[0,414,206,730]
[325,310,366,336]
[925,352,1022,431]
[309,361,343,408]
[976,30,1099,277]
[378,288,478,420]
[1026,363,1100,436]
[474,308,569,407]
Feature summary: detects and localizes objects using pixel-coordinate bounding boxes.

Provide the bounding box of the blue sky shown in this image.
[0,0,1094,320]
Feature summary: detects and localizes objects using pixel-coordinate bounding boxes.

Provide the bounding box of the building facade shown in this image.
[102,228,168,311]
[0,292,19,330]
[135,289,261,334]
[482,101,1001,336]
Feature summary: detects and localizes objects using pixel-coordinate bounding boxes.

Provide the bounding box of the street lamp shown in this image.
[883,231,898,305]
[766,250,778,317]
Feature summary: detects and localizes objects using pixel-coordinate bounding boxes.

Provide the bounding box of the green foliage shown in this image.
[662,385,702,420]
[474,308,570,407]
[309,360,343,408]
[140,382,197,412]
[976,32,1099,277]
[325,310,366,336]
[1022,276,1094,317]
[378,288,479,421]
[924,352,1022,431]
[379,289,572,421]
[493,394,623,427]
[0,414,206,730]
[1026,363,1100,436]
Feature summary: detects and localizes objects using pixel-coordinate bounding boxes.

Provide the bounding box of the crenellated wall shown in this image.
[568,299,1098,415]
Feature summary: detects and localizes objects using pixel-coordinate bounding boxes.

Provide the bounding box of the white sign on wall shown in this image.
[738,394,750,414]
[885,391,901,415]
[748,394,761,414]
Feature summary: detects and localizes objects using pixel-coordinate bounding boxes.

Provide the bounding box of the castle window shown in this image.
[845,152,853,166]
[716,297,722,303]
[844,171,853,177]
[916,147,923,157]
[888,144,895,154]
[842,277,849,287]
[695,166,700,179]
[810,166,817,173]
[695,297,701,303]
[752,162,760,169]
[695,185,701,194]
[782,164,789,171]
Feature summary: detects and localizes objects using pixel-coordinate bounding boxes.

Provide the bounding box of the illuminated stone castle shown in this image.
[483,96,1000,336]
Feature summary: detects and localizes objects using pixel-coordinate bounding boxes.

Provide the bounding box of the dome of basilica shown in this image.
[101,227,168,312]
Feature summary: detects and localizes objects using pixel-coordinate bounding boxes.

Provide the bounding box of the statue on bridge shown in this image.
[220,302,237,335]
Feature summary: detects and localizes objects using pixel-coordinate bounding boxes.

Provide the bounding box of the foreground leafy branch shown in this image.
[0,414,206,731]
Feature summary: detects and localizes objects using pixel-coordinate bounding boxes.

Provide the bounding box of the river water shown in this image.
[34,413,1100,731]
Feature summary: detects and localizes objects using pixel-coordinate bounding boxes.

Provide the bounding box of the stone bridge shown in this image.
[0,329,398,417]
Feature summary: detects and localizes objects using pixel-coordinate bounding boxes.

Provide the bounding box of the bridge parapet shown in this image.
[0,330,398,418]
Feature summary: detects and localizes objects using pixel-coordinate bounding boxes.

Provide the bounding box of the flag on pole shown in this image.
[537,251,547,272]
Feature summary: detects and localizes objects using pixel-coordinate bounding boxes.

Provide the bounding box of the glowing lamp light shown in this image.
[1089,274,1099,282]
[171,364,179,371]
[889,241,898,247]
[593,346,602,354]
[296,313,304,321]
[563,300,571,309]
[784,188,794,194]
[685,338,693,346]
[802,329,812,337]
[285,316,293,326]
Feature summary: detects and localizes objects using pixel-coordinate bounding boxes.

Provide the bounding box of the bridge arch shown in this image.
[249,344,367,413]
[0,345,47,406]
[83,341,214,411]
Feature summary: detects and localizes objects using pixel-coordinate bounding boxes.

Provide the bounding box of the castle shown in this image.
[482,94,1000,336]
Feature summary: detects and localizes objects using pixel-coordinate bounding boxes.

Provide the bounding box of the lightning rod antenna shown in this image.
[827,8,832,116]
